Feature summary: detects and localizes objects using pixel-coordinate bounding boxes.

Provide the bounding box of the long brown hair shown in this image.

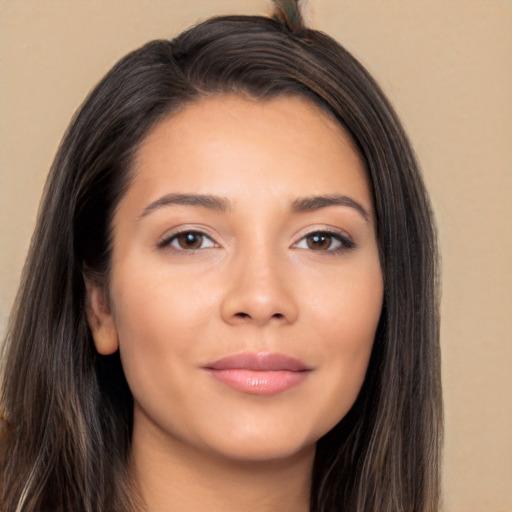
[0,3,442,511]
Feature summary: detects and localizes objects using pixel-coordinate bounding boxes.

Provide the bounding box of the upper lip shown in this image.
[204,352,311,372]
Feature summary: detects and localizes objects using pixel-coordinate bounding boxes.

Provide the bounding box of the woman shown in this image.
[0,1,442,511]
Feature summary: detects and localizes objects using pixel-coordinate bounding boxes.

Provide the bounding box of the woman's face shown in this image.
[88,94,383,463]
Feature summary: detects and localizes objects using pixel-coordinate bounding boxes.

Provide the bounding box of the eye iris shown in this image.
[177,232,203,249]
[307,233,332,250]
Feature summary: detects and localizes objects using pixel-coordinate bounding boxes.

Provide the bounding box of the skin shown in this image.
[87,94,383,512]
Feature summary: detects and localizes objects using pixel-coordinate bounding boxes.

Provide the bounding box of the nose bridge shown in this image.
[220,234,298,325]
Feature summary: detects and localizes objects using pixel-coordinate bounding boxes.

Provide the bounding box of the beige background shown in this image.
[1,1,511,510]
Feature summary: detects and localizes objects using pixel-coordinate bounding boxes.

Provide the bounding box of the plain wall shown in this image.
[1,1,511,510]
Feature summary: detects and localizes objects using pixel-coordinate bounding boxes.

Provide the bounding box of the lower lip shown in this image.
[205,369,310,395]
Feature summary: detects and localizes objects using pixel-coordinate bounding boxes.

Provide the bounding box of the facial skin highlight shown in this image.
[87,94,383,509]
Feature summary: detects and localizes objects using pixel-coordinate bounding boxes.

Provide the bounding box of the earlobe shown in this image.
[84,277,119,355]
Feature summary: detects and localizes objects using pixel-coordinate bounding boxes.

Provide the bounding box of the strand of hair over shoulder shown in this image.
[272,0,305,32]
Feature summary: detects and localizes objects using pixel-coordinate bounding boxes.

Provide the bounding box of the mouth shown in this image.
[203,352,312,396]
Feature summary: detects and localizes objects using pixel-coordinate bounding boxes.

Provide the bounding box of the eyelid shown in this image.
[157,226,220,250]
[292,228,355,252]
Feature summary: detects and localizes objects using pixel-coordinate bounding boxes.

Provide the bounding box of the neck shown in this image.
[129,418,314,512]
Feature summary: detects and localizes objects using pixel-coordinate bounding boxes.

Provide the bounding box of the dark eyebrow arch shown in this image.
[139,193,231,219]
[290,194,370,221]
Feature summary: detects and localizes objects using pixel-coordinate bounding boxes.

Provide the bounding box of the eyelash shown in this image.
[158,229,355,254]
[157,230,217,252]
[294,230,355,253]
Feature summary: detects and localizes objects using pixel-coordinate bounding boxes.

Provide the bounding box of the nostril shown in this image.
[233,312,284,320]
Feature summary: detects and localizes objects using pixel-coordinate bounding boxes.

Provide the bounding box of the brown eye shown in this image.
[161,231,216,251]
[306,233,334,250]
[294,231,355,252]
[176,232,204,249]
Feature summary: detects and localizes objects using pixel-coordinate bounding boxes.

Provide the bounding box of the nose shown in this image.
[220,248,299,326]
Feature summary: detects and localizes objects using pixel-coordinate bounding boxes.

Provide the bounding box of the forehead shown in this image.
[126,94,371,212]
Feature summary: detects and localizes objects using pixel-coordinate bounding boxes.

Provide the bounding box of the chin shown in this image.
[198,421,320,464]
[212,440,315,465]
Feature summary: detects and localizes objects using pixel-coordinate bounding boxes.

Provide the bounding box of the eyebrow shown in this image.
[139,193,231,219]
[139,192,370,222]
[290,194,370,221]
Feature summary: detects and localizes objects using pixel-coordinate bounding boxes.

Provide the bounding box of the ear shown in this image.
[84,276,119,355]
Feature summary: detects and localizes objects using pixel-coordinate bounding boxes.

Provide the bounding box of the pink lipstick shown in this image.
[203,352,311,395]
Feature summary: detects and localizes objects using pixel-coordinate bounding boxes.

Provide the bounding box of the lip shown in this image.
[203,352,312,396]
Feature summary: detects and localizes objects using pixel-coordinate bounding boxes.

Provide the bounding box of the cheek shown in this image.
[109,261,220,395]
[310,256,383,352]
[112,256,219,338]
[306,262,383,429]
